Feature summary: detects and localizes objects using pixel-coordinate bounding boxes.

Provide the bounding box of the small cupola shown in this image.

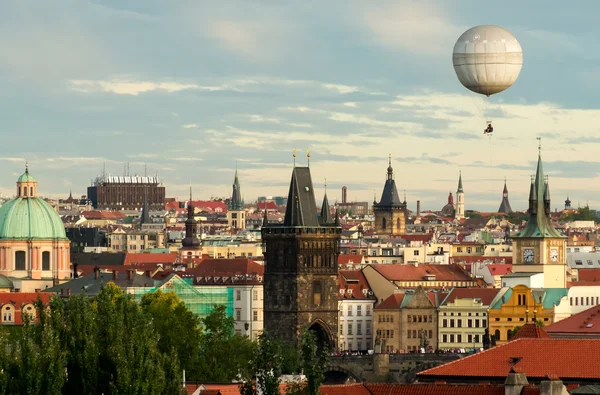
[16,162,38,198]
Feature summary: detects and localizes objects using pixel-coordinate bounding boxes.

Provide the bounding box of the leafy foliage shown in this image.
[562,206,598,222]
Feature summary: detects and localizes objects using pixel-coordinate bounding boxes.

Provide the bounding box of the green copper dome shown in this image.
[17,170,36,183]
[0,197,67,240]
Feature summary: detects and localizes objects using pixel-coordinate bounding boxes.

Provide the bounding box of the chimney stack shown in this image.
[145,270,152,278]
[504,368,528,395]
[112,270,118,281]
[539,375,569,395]
[417,200,421,217]
[342,186,347,204]
[127,269,134,281]
[67,289,72,296]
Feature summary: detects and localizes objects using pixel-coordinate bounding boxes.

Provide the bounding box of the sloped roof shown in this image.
[511,323,551,340]
[338,254,364,266]
[81,211,127,220]
[338,270,375,301]
[442,288,502,306]
[419,338,600,380]
[375,293,405,310]
[72,252,126,266]
[320,384,371,395]
[487,264,513,276]
[284,167,319,227]
[192,258,264,276]
[366,383,506,395]
[370,264,472,283]
[577,269,600,282]
[46,271,154,296]
[124,252,179,265]
[545,305,600,336]
[0,292,52,306]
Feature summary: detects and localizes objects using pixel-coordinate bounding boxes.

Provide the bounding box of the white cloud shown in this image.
[344,102,358,108]
[182,124,197,129]
[249,115,280,124]
[68,79,245,96]
[362,3,463,55]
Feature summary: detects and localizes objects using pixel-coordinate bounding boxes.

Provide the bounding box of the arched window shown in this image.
[2,305,14,323]
[15,251,26,271]
[313,281,322,306]
[23,304,35,321]
[23,187,27,197]
[494,329,500,341]
[517,295,522,305]
[42,251,51,271]
[30,187,33,196]
[382,217,387,230]
[397,217,401,230]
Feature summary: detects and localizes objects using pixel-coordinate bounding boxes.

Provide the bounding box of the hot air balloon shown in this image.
[452,25,523,134]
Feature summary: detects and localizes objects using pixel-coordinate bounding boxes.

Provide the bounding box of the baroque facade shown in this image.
[262,165,341,347]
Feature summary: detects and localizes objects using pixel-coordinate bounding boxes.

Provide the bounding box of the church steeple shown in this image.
[320,179,333,225]
[457,171,464,193]
[229,166,244,211]
[455,171,465,220]
[498,178,513,213]
[516,142,563,238]
[140,189,151,225]
[387,153,394,181]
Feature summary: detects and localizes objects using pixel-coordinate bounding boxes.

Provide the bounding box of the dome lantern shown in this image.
[16,162,38,198]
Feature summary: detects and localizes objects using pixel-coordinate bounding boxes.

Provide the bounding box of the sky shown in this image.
[2,0,600,212]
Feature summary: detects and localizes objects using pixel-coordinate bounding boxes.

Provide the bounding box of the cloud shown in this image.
[182,124,197,129]
[68,79,245,95]
[361,3,463,55]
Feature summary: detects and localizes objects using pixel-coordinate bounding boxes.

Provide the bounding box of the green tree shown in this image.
[240,333,284,395]
[199,305,256,382]
[300,330,328,395]
[141,290,202,380]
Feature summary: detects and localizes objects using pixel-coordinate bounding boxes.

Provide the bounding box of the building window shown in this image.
[457,320,462,328]
[474,334,479,343]
[442,319,447,328]
[442,334,447,343]
[428,330,432,338]
[340,324,343,335]
[414,250,419,256]
[366,321,371,335]
[358,340,362,350]
[313,281,322,306]
[236,309,241,321]
[408,330,412,339]
[357,305,362,316]
[3,306,13,323]
[428,315,432,322]
[366,305,371,316]
[236,290,241,301]
[253,311,258,321]
[468,334,473,343]
[483,319,487,327]
[42,251,50,271]
[457,334,462,343]
[494,329,500,341]
[450,319,455,328]
[347,305,352,316]
[357,322,362,335]
[412,330,417,339]
[468,319,472,328]
[347,323,353,335]
[253,290,258,301]
[450,334,455,343]
[382,217,386,229]
[15,251,26,271]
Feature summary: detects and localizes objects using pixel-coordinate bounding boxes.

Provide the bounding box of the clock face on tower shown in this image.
[550,248,559,262]
[523,248,535,263]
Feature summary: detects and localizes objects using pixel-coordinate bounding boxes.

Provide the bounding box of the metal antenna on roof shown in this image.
[324,178,327,194]
[537,137,542,155]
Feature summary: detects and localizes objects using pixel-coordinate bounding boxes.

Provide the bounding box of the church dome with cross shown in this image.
[0,164,71,291]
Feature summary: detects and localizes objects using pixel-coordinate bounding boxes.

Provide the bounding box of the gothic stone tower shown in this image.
[497,178,513,213]
[512,148,567,288]
[374,155,407,235]
[262,166,341,347]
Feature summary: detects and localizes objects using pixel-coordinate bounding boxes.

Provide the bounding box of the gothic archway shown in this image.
[308,320,334,352]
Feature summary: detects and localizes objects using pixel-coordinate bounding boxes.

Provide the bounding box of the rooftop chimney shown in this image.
[145,270,152,278]
[67,289,72,296]
[112,270,118,281]
[94,266,100,280]
[504,368,528,395]
[127,269,134,281]
[539,376,569,395]
[417,200,421,217]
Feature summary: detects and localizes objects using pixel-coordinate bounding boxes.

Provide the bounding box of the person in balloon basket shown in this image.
[484,123,493,134]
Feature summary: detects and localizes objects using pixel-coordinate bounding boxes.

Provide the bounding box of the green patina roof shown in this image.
[489,288,567,310]
[0,275,13,289]
[490,288,512,309]
[0,197,67,240]
[514,154,565,239]
[17,170,36,183]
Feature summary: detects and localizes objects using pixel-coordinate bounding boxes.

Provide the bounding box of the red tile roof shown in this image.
[451,256,512,265]
[577,269,600,282]
[371,264,473,283]
[81,211,127,220]
[191,200,228,213]
[375,293,405,310]
[257,201,278,210]
[510,324,551,340]
[192,258,264,277]
[486,264,513,276]
[545,305,600,336]
[124,252,179,265]
[441,288,501,306]
[366,383,506,395]
[338,270,375,300]
[320,383,371,395]
[419,338,600,380]
[0,292,53,325]
[400,234,433,243]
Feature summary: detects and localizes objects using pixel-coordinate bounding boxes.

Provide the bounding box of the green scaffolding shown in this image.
[130,275,233,321]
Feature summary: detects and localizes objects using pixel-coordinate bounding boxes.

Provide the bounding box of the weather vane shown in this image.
[307,149,311,167]
[293,148,296,167]
[537,137,542,154]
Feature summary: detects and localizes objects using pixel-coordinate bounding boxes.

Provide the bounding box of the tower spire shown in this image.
[307,149,311,167]
[293,148,296,167]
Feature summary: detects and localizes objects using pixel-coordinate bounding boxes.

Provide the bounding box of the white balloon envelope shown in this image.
[452,25,523,97]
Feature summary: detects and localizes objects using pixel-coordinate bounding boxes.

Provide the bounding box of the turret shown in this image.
[528,177,536,214]
[544,178,551,215]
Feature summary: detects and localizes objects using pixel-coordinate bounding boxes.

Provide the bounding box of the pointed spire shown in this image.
[262,205,269,227]
[25,160,29,174]
[457,171,464,193]
[387,153,393,181]
[503,177,508,194]
[320,178,333,225]
[307,149,311,167]
[373,190,377,205]
[140,188,151,225]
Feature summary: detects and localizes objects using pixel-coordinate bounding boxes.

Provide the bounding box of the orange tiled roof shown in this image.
[577,269,600,282]
[419,338,600,380]
[510,323,551,340]
[376,293,405,310]
[366,383,506,395]
[192,258,264,276]
[545,305,600,336]
[338,270,375,300]
[0,292,52,306]
[371,264,472,283]
[487,264,513,276]
[320,383,371,394]
[124,252,179,265]
[338,254,364,266]
[81,211,127,220]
